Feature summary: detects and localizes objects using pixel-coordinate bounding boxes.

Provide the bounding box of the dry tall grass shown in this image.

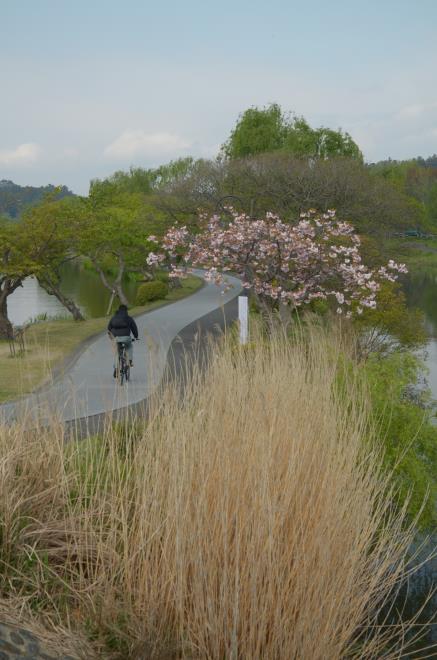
[0,324,424,658]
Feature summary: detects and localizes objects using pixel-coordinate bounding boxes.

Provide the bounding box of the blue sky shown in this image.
[1,0,437,194]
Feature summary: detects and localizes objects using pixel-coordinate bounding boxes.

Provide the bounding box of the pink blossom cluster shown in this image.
[153,210,407,318]
[146,251,165,267]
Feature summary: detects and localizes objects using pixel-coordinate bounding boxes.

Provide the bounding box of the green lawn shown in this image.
[0,275,203,403]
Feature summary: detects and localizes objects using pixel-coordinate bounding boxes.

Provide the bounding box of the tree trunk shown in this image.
[92,258,130,307]
[38,275,85,321]
[113,254,129,305]
[0,300,13,339]
[0,279,22,339]
[115,284,129,306]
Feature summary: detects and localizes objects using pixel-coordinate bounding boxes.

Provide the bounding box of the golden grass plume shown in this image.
[0,323,427,658]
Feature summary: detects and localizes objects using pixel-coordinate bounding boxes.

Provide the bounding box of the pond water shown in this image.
[399,271,437,654]
[8,261,139,325]
[402,270,437,400]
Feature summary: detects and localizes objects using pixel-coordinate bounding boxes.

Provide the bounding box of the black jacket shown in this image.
[108,310,139,339]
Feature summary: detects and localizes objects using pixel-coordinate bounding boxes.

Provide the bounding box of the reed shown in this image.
[0,323,424,658]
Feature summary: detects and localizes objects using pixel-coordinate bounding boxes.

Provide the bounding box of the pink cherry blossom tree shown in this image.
[147,209,407,319]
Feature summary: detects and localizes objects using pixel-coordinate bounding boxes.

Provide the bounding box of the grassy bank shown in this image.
[385,237,437,272]
[0,325,422,658]
[0,275,202,403]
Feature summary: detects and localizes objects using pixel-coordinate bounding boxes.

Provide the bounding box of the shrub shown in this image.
[363,350,437,528]
[155,270,170,284]
[135,280,168,304]
[354,281,426,357]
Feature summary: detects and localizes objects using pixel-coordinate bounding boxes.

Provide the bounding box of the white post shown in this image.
[238,295,248,345]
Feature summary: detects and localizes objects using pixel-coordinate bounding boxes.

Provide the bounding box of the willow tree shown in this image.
[222,103,363,161]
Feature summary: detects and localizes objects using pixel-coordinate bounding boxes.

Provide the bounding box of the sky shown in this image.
[1,0,437,194]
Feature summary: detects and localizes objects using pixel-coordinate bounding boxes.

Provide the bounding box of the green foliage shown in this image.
[363,351,437,529]
[90,167,154,195]
[0,201,78,336]
[0,216,29,278]
[354,281,427,356]
[151,157,197,188]
[135,280,169,304]
[90,157,196,196]
[369,159,437,229]
[71,187,163,302]
[154,270,170,284]
[222,103,363,161]
[223,104,286,158]
[309,298,330,316]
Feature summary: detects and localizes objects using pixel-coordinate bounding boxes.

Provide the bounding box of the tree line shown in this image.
[1,103,435,339]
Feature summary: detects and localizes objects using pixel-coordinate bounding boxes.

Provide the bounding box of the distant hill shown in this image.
[0,180,74,219]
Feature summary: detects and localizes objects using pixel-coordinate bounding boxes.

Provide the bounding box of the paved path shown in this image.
[0,272,242,425]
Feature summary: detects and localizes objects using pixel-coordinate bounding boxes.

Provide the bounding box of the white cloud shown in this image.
[0,142,41,165]
[104,130,192,159]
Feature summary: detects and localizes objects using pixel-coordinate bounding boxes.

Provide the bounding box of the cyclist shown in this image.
[108,304,139,368]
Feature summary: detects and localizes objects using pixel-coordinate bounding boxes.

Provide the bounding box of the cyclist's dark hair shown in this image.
[118,304,128,312]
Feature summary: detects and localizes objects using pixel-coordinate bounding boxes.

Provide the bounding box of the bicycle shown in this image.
[115,339,131,385]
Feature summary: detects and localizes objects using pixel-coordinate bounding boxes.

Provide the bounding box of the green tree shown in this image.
[90,160,198,238]
[0,218,28,338]
[20,196,84,321]
[74,186,159,305]
[354,281,426,358]
[0,194,83,338]
[369,158,437,230]
[161,154,420,236]
[90,158,197,196]
[222,103,363,161]
[150,157,197,189]
[222,104,286,158]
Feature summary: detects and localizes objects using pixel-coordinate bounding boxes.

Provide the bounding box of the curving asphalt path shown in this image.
[0,272,242,426]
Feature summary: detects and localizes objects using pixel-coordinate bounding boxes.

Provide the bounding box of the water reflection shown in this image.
[403,271,437,338]
[8,261,139,326]
[378,545,437,656]
[403,271,437,409]
[401,272,437,654]
[9,277,68,325]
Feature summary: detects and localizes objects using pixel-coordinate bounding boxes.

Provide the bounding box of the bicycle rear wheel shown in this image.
[117,347,125,385]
